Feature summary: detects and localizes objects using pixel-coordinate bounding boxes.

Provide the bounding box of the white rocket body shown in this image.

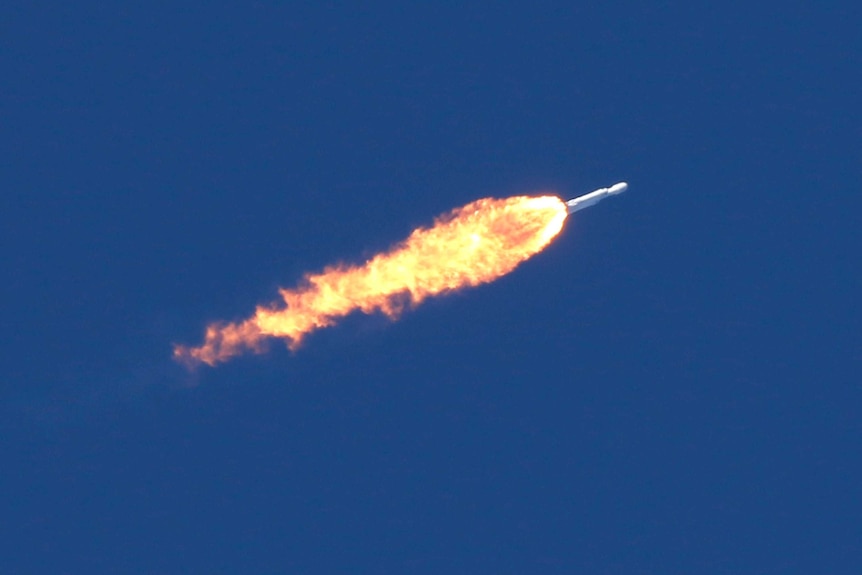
[565,182,629,214]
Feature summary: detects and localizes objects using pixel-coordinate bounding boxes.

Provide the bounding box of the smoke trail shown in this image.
[174,195,568,366]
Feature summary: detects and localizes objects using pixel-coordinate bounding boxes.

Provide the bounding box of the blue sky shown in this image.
[2,3,860,573]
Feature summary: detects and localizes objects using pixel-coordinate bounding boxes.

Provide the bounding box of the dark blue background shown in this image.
[2,3,859,573]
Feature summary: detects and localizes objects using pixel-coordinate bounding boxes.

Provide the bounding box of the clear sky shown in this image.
[2,3,860,573]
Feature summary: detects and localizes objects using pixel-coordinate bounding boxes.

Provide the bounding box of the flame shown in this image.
[174,195,568,366]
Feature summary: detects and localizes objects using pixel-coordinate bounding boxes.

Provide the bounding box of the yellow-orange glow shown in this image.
[174,195,568,366]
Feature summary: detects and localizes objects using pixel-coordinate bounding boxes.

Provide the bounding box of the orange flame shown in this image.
[174,195,568,366]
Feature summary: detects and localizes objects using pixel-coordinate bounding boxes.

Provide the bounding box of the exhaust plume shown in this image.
[174,195,567,366]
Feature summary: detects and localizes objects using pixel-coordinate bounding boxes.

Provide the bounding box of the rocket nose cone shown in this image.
[608,182,628,195]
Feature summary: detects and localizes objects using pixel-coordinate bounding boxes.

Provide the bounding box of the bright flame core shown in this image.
[174,195,567,366]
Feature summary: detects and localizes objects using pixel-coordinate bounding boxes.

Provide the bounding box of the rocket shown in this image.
[566,182,628,214]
